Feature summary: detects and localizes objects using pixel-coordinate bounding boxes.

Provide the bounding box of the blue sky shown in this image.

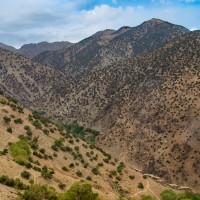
[0,0,200,48]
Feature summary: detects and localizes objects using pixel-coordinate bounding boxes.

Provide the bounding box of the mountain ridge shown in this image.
[34,18,189,78]
[0,41,73,59]
[0,20,199,193]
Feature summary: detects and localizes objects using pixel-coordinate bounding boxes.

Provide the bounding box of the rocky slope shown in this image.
[0,93,173,200]
[60,30,200,191]
[0,43,17,53]
[0,20,199,193]
[34,18,189,77]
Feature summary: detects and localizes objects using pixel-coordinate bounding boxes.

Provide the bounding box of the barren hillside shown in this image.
[0,23,199,193]
[0,93,177,200]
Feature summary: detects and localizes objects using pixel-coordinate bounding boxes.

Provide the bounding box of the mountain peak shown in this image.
[149,18,166,23]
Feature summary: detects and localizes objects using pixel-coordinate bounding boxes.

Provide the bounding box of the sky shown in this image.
[0,0,200,48]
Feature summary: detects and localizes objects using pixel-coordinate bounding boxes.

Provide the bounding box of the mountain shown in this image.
[0,47,74,112]
[0,92,175,200]
[0,42,17,53]
[34,18,189,77]
[0,19,199,193]
[60,30,200,191]
[18,41,74,58]
[0,41,73,59]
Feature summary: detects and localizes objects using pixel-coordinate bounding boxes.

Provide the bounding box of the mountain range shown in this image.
[0,41,73,58]
[0,18,199,198]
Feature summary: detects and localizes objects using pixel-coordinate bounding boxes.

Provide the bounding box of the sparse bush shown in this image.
[7,127,12,133]
[0,175,27,190]
[138,182,144,189]
[76,170,82,177]
[14,118,23,124]
[21,170,31,179]
[39,148,45,154]
[129,175,135,180]
[92,167,99,175]
[41,166,53,179]
[3,116,11,123]
[58,183,66,190]
[62,166,68,172]
[86,176,92,181]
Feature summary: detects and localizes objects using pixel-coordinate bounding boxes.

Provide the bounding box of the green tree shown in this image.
[9,140,31,164]
[59,182,100,200]
[3,116,11,123]
[142,195,156,200]
[160,190,177,200]
[19,184,57,200]
[41,166,54,179]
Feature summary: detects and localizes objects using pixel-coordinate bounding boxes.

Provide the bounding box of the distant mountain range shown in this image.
[0,41,73,58]
[0,18,199,192]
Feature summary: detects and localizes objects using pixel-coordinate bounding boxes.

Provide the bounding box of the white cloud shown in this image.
[0,0,199,48]
[190,27,198,30]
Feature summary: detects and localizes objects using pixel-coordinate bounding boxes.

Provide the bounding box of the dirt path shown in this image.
[132,177,161,200]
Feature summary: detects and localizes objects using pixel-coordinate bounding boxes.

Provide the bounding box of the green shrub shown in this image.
[98,163,103,167]
[69,163,75,168]
[7,127,12,133]
[41,166,54,179]
[143,175,147,179]
[116,176,121,181]
[0,175,27,190]
[21,170,31,179]
[129,175,135,180]
[51,144,59,151]
[142,195,156,200]
[86,176,92,181]
[43,129,49,135]
[117,162,125,174]
[32,120,42,129]
[59,182,100,200]
[92,167,99,175]
[24,126,30,131]
[19,184,57,200]
[9,140,31,164]
[76,170,83,177]
[84,163,89,168]
[39,148,45,154]
[62,166,68,172]
[138,182,144,189]
[160,190,177,200]
[59,183,66,190]
[14,118,23,124]
[3,116,11,123]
